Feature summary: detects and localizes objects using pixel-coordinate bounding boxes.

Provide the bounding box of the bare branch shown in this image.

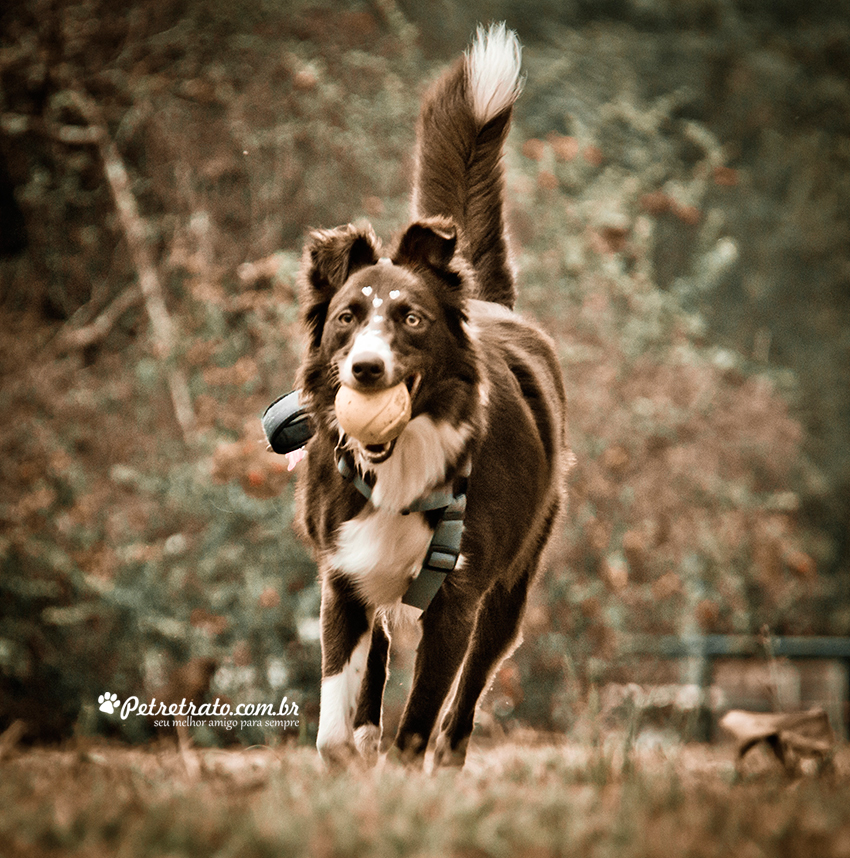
[56,286,141,351]
[61,89,196,442]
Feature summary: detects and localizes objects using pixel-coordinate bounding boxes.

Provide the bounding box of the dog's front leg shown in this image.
[394,583,478,763]
[316,571,371,765]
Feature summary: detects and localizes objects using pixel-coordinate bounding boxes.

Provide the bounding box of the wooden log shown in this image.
[720,708,834,773]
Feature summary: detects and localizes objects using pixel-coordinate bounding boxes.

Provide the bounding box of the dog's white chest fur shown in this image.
[330,508,432,606]
[329,415,474,606]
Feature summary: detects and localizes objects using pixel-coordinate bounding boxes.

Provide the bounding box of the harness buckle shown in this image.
[402,493,466,610]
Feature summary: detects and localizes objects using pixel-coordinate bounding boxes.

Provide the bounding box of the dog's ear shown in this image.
[394,218,458,271]
[299,223,380,348]
[395,218,473,340]
[305,224,380,291]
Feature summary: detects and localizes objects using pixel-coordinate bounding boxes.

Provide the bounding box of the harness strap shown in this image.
[402,494,466,609]
[336,448,469,513]
[336,449,375,501]
[336,446,470,610]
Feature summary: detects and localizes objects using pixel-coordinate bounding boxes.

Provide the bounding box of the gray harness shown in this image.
[335,448,468,609]
[262,390,467,610]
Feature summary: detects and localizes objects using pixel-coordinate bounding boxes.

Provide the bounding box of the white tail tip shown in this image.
[466,23,523,125]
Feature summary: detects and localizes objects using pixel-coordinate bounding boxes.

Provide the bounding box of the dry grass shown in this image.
[2,738,850,857]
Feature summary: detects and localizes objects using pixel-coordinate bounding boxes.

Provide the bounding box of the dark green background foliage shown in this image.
[1,0,848,742]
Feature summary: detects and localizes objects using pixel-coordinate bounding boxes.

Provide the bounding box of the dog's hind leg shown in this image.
[316,572,371,765]
[353,616,390,765]
[432,569,532,768]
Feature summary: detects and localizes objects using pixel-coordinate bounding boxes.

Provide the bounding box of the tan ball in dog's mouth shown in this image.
[335,382,412,446]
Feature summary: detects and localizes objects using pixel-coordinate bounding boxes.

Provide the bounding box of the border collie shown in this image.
[293,23,569,767]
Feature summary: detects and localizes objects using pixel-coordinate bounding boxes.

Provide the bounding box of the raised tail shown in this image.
[412,23,523,309]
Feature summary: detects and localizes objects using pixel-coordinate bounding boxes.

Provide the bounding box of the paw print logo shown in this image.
[98,692,119,714]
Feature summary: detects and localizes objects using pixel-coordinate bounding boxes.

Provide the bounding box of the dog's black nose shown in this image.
[351,353,386,386]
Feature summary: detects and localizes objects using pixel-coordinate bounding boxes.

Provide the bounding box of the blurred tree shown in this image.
[0,0,847,742]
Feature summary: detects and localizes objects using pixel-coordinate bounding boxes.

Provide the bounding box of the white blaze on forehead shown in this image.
[340,326,394,386]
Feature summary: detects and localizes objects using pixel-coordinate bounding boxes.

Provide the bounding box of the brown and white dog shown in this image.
[293,24,569,767]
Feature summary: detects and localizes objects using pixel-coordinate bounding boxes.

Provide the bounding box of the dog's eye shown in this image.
[404,312,422,328]
[337,310,355,326]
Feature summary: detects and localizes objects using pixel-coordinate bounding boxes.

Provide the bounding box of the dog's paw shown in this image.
[392,731,430,768]
[353,724,381,766]
[433,733,469,769]
[317,738,360,769]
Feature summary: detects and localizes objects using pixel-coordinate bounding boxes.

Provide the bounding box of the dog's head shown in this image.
[296,217,482,463]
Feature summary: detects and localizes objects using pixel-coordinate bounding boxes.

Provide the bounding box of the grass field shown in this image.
[2,737,850,858]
